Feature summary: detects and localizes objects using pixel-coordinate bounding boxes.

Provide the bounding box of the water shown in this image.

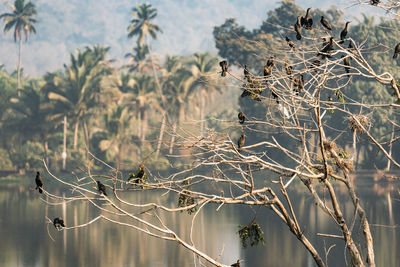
[0,173,399,267]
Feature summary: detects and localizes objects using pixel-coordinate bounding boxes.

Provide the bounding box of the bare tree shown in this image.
[39,21,400,267]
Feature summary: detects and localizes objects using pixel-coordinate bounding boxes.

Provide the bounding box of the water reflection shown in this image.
[0,173,399,266]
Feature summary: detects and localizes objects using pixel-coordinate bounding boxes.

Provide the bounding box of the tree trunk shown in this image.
[73,120,79,150]
[200,89,205,137]
[17,37,22,94]
[386,122,395,171]
[169,122,177,154]
[83,121,90,160]
[155,112,166,159]
[62,116,67,170]
[141,108,148,142]
[179,104,185,125]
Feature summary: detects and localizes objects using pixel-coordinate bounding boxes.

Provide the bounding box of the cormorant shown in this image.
[348,41,354,50]
[318,37,334,59]
[311,59,321,71]
[231,259,243,267]
[370,0,380,5]
[342,55,350,76]
[53,217,65,229]
[219,60,228,77]
[294,16,302,40]
[128,164,146,184]
[285,36,295,50]
[320,16,332,31]
[264,64,272,77]
[243,65,252,82]
[339,22,350,44]
[293,74,304,94]
[285,62,293,77]
[393,43,400,59]
[35,171,43,194]
[301,8,313,30]
[237,134,246,152]
[238,112,245,124]
[97,181,107,196]
[266,56,275,67]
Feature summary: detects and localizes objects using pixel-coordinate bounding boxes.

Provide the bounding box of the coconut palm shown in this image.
[127,3,162,46]
[0,0,39,89]
[45,46,112,150]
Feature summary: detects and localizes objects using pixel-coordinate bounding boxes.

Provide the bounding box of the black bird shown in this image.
[53,217,65,229]
[348,41,354,50]
[266,56,275,67]
[35,171,43,194]
[318,37,334,59]
[320,16,332,31]
[219,60,228,77]
[293,74,304,94]
[339,22,350,44]
[285,62,293,77]
[294,16,302,40]
[370,0,380,5]
[271,89,279,103]
[393,43,400,59]
[342,55,351,76]
[97,181,107,196]
[301,8,313,30]
[238,112,245,124]
[243,65,252,82]
[231,259,243,267]
[310,59,321,71]
[237,134,246,152]
[285,36,295,50]
[264,64,272,77]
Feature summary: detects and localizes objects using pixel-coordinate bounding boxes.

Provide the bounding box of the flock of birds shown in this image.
[31,5,395,265]
[34,164,146,232]
[219,6,400,158]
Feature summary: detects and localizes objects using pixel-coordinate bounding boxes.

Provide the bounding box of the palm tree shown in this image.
[0,0,39,89]
[6,80,55,165]
[127,3,166,111]
[45,46,112,151]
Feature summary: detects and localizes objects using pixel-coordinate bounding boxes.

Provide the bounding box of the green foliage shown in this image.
[238,221,266,249]
[177,180,197,214]
[9,141,44,170]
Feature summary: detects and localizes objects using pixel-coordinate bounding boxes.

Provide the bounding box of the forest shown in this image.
[0,0,398,174]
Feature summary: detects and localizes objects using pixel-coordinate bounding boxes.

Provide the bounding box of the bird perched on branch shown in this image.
[301,8,313,30]
[393,43,400,59]
[310,59,321,71]
[318,37,334,59]
[237,134,246,152]
[53,217,65,229]
[285,36,295,50]
[128,164,146,185]
[219,60,228,77]
[339,22,350,44]
[294,16,302,40]
[370,0,380,5]
[231,259,243,267]
[285,62,293,77]
[342,55,351,76]
[238,112,245,124]
[320,16,332,31]
[35,171,43,194]
[97,181,107,196]
[264,64,272,77]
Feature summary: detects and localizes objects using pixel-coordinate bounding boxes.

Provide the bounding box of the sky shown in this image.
[0,0,385,76]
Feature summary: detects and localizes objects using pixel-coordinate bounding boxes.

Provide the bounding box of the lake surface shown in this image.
[0,172,399,267]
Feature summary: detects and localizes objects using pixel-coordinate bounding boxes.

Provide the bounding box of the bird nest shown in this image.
[347,115,370,133]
